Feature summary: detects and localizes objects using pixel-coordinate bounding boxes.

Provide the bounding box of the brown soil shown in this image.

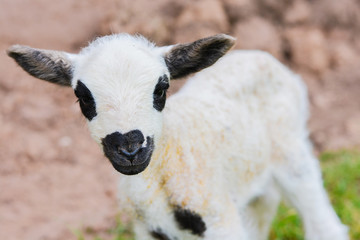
[1,0,359,239]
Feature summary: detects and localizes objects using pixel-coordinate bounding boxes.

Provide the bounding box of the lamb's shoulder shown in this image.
[155,100,273,207]
[176,50,304,104]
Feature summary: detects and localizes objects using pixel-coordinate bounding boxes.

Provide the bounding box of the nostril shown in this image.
[118,146,141,158]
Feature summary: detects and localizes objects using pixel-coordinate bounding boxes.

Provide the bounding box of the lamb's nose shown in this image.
[102,130,145,162]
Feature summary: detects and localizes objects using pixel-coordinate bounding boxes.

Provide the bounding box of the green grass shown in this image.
[321,150,360,239]
[270,149,360,240]
[73,215,134,240]
[77,149,360,240]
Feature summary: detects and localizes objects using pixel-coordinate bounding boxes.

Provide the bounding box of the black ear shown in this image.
[163,34,235,79]
[7,45,74,86]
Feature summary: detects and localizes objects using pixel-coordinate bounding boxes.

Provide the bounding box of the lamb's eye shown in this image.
[153,75,169,112]
[155,89,166,98]
[74,80,97,121]
[80,97,92,105]
[159,90,166,98]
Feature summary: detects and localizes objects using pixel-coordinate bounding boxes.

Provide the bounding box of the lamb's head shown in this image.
[7,34,235,175]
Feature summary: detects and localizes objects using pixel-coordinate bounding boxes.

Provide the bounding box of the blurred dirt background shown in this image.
[0,0,359,239]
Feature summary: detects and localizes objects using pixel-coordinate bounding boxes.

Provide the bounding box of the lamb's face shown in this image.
[7,34,235,175]
[71,39,170,175]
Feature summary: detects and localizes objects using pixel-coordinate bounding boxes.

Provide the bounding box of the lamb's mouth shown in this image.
[102,136,154,175]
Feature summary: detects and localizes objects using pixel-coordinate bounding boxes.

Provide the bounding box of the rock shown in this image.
[284,0,311,25]
[174,0,229,42]
[256,0,293,21]
[176,0,229,31]
[233,17,282,58]
[174,25,222,43]
[329,40,360,69]
[346,114,360,144]
[101,0,179,44]
[327,29,360,68]
[284,27,330,73]
[221,0,256,23]
[312,0,360,30]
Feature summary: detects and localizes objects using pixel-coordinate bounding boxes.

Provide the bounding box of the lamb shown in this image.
[7,34,349,240]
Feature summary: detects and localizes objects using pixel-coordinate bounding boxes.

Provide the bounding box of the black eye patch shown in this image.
[74,80,97,120]
[153,75,169,112]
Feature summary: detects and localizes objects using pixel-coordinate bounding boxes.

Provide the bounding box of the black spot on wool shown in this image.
[153,75,169,112]
[174,207,206,236]
[74,80,97,120]
[150,229,172,240]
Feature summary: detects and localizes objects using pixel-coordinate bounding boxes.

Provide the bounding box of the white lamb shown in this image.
[7,34,348,240]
